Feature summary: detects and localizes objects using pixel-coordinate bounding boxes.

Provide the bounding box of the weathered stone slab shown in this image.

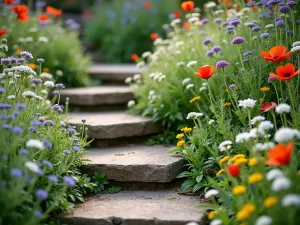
[59,86,133,106]
[82,145,183,183]
[60,190,205,225]
[66,112,161,139]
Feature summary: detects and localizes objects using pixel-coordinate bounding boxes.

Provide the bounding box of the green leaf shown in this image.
[196,174,203,183]
[176,171,191,178]
[192,182,203,192]
[197,203,220,210]
[180,179,194,193]
[168,147,181,153]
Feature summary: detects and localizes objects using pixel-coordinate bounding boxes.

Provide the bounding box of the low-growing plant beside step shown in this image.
[131,0,300,224]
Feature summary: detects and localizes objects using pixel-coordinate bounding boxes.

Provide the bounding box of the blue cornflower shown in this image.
[6,115,15,120]
[202,18,209,24]
[260,32,271,38]
[16,103,26,110]
[44,120,54,126]
[1,58,12,64]
[35,189,48,200]
[216,60,229,70]
[42,160,53,170]
[52,90,59,95]
[37,58,44,63]
[230,19,240,26]
[51,104,63,112]
[63,176,76,187]
[246,1,256,7]
[28,127,36,133]
[73,138,79,143]
[0,103,11,110]
[203,39,212,45]
[34,209,43,218]
[278,5,290,13]
[212,46,222,52]
[34,113,41,117]
[69,128,76,134]
[17,58,25,64]
[48,175,59,183]
[229,84,237,88]
[13,127,23,135]
[2,124,12,130]
[276,19,285,27]
[55,83,65,89]
[242,58,249,63]
[206,50,215,57]
[287,1,296,6]
[245,22,256,28]
[268,77,276,83]
[267,0,281,5]
[31,120,41,126]
[13,110,20,116]
[20,51,33,59]
[252,26,261,31]
[32,78,42,84]
[227,25,235,30]
[222,21,229,27]
[0,87,5,93]
[64,149,70,155]
[232,37,245,45]
[214,18,222,23]
[11,168,23,178]
[73,146,79,152]
[43,139,52,149]
[20,149,28,155]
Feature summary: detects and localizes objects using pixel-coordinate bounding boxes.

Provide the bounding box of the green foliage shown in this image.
[91,173,110,193]
[145,131,177,146]
[107,186,121,194]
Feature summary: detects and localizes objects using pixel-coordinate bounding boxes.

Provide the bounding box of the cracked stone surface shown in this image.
[60,190,205,225]
[82,145,183,182]
[59,86,133,106]
[66,112,161,139]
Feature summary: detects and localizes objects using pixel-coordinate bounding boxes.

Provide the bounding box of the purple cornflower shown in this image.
[27,177,34,184]
[44,120,54,126]
[31,120,41,126]
[214,18,222,23]
[32,78,42,84]
[232,37,245,45]
[63,176,76,187]
[259,14,266,19]
[51,104,63,112]
[260,32,271,38]
[2,124,12,130]
[30,84,36,89]
[202,18,209,24]
[231,19,241,26]
[252,26,261,31]
[1,58,12,64]
[268,0,281,5]
[43,139,52,149]
[28,127,36,133]
[278,5,290,13]
[227,25,235,30]
[11,168,23,178]
[212,46,222,52]
[42,160,53,169]
[73,146,79,152]
[226,29,234,34]
[203,39,212,45]
[34,209,43,218]
[64,149,70,155]
[16,103,26,110]
[20,51,33,59]
[73,138,79,143]
[9,57,17,64]
[36,58,44,63]
[216,60,229,70]
[70,22,81,30]
[246,1,256,7]
[206,50,214,57]
[48,175,59,183]
[13,110,19,116]
[276,19,285,27]
[12,127,23,135]
[35,189,48,200]
[55,83,65,89]
[229,84,237,88]
[245,22,256,28]
[17,58,25,64]
[52,90,59,95]
[287,1,296,7]
[20,149,28,155]
[222,21,229,27]
[242,58,249,63]
[0,87,5,93]
[69,128,76,134]
[268,77,276,83]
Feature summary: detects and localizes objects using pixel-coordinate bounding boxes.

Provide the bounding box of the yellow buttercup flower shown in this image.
[29,64,36,69]
[176,133,184,139]
[260,87,270,92]
[229,154,246,163]
[208,211,218,220]
[216,169,225,177]
[219,156,230,165]
[235,158,248,165]
[264,196,278,208]
[223,102,231,107]
[236,210,250,221]
[248,158,258,167]
[243,204,256,214]
[16,48,22,54]
[42,68,50,72]
[189,96,200,103]
[177,140,185,147]
[232,185,246,195]
[248,173,263,184]
[181,127,192,134]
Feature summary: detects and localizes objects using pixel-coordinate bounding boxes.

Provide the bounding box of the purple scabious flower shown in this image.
[259,14,266,19]
[260,32,271,38]
[20,51,33,59]
[216,60,229,69]
[31,120,41,126]
[214,18,222,23]
[256,2,265,6]
[51,104,63,112]
[287,1,296,6]
[222,21,229,27]
[0,87,5,93]
[52,90,59,95]
[28,127,36,133]
[212,46,222,52]
[245,22,256,28]
[0,104,11,110]
[13,110,20,116]
[63,176,76,187]
[11,168,23,178]
[73,146,79,152]
[9,57,17,64]
[206,50,215,57]
[16,103,26,110]
[63,149,70,155]
[1,58,12,64]
[69,128,76,134]
[276,19,285,27]
[34,209,43,218]
[268,77,276,83]
[35,189,48,200]
[17,58,25,64]
[227,25,235,30]
[230,19,240,26]
[43,138,52,149]
[226,29,234,34]
[55,83,65,89]
[48,174,59,183]
[247,1,256,7]
[32,78,42,84]
[2,124,12,130]
[203,39,212,45]
[44,120,54,126]
[202,18,209,24]
[278,5,290,13]
[268,0,281,5]
[20,149,28,155]
[232,37,245,45]
[252,26,261,31]
[242,58,249,63]
[12,127,23,135]
[42,160,53,169]
[36,58,44,63]
[73,138,79,143]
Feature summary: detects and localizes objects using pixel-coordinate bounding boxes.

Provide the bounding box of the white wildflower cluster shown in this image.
[136,61,145,69]
[177,61,185,67]
[205,1,217,9]
[22,91,37,99]
[274,127,300,143]
[8,65,36,76]
[253,142,275,151]
[214,10,224,15]
[218,140,232,152]
[40,72,53,80]
[148,90,157,103]
[186,61,197,68]
[142,51,152,58]
[235,129,260,143]
[208,119,215,125]
[272,176,291,192]
[204,189,219,199]
[188,17,199,23]
[38,36,49,43]
[149,71,166,82]
[281,194,300,207]
[127,100,135,108]
[182,78,191,86]
[25,161,40,174]
[186,84,194,90]
[170,19,181,27]
[125,77,133,84]
[7,95,15,100]
[186,112,203,120]
[255,216,272,225]
[250,116,265,125]
[44,81,55,88]
[26,139,45,150]
[238,98,256,108]
[133,74,142,83]
[257,121,274,134]
[210,219,222,225]
[275,103,291,114]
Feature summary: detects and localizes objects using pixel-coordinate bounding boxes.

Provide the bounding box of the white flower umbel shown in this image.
[25,161,40,174]
[275,103,291,114]
[127,100,135,108]
[142,52,151,58]
[258,121,274,134]
[265,24,274,29]
[200,87,207,92]
[26,139,45,150]
[272,176,291,191]
[291,45,300,53]
[292,41,300,47]
[187,112,203,119]
[44,81,54,88]
[210,219,222,225]
[182,78,191,86]
[253,142,275,152]
[133,74,141,81]
[177,61,185,67]
[136,61,145,68]
[7,95,15,100]
[250,116,265,125]
[267,169,284,181]
[238,98,257,108]
[235,132,251,143]
[187,61,197,68]
[218,140,232,152]
[255,216,272,225]
[188,17,199,23]
[205,189,219,199]
[170,19,181,27]
[10,65,35,76]
[205,1,217,9]
[281,194,300,207]
[22,91,37,99]
[208,119,215,125]
[186,84,194,90]
[124,77,132,84]
[274,127,300,143]
[38,36,49,43]
[214,10,224,15]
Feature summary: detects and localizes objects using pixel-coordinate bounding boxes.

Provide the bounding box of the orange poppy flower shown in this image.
[150,33,159,41]
[39,14,50,23]
[260,102,277,113]
[269,63,300,81]
[143,2,152,9]
[46,6,62,17]
[12,5,29,21]
[81,9,91,19]
[131,54,139,61]
[260,45,292,63]
[4,0,14,4]
[219,0,233,8]
[194,65,216,79]
[181,1,194,12]
[0,29,7,36]
[265,142,294,166]
[173,10,183,19]
[227,164,240,177]
[183,22,191,30]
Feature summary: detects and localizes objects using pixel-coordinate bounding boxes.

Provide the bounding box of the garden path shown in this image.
[60,64,206,225]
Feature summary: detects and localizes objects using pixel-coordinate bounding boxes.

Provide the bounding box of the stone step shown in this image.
[89,64,140,83]
[81,145,183,183]
[60,190,205,225]
[66,112,161,140]
[59,86,133,107]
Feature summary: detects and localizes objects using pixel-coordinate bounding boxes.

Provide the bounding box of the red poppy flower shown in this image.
[81,9,91,19]
[269,63,300,81]
[131,54,139,61]
[46,6,62,17]
[173,10,183,19]
[12,5,29,21]
[227,164,240,177]
[194,65,216,79]
[260,102,277,113]
[150,33,159,41]
[0,29,7,36]
[182,22,191,30]
[4,0,14,4]
[39,14,50,23]
[143,2,151,9]
[260,45,292,63]
[265,142,294,166]
[181,1,194,12]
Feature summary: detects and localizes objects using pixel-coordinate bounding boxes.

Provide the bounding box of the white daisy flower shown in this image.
[274,127,300,143]
[238,98,257,108]
[281,194,300,207]
[275,103,291,114]
[205,189,219,199]
[26,139,45,150]
[255,215,272,225]
[272,176,291,191]
[218,140,232,152]
[266,169,284,181]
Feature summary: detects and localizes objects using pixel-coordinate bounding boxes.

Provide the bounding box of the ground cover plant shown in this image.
[0,38,94,224]
[0,0,90,87]
[130,0,300,224]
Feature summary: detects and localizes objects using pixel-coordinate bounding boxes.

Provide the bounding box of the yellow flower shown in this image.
[235,158,248,165]
[260,87,270,92]
[248,173,263,184]
[219,156,230,165]
[216,169,225,177]
[176,133,184,139]
[224,88,228,92]
[181,127,192,134]
[208,211,218,220]
[229,154,246,163]
[223,102,231,107]
[248,158,258,167]
[193,125,198,130]
[243,204,256,214]
[43,68,50,72]
[236,210,250,221]
[264,196,278,208]
[189,96,200,103]
[29,64,36,69]
[177,140,185,147]
[232,185,246,195]
[16,48,22,54]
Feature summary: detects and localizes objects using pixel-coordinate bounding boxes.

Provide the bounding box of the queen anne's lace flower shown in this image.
[266,169,284,181]
[272,176,291,191]
[26,139,45,150]
[218,140,232,151]
[275,103,291,114]
[238,98,256,108]
[250,116,265,125]
[187,112,203,119]
[255,216,272,225]
[281,194,300,207]
[187,61,197,68]
[274,127,300,143]
[253,142,275,151]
